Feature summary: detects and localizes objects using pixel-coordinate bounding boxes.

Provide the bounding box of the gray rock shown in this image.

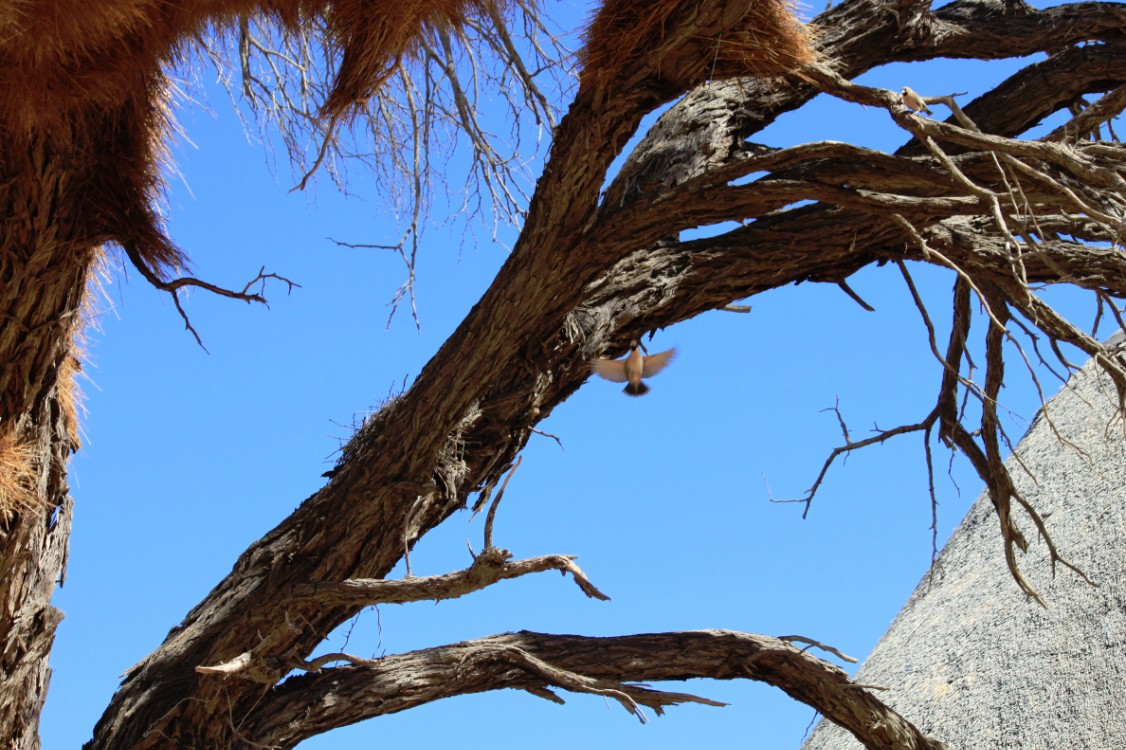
[802,334,1126,750]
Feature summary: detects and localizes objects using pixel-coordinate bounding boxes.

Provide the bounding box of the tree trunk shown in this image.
[0,429,74,750]
[0,136,92,750]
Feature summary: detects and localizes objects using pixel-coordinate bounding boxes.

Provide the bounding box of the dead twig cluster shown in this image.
[756,65,1126,602]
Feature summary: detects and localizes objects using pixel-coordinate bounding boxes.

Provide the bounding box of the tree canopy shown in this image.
[2,0,1125,748]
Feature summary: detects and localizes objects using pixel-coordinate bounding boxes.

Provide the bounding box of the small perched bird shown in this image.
[592,340,676,396]
[900,86,933,115]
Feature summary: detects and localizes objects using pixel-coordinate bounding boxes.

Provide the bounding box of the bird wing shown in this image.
[592,358,629,383]
[641,348,676,377]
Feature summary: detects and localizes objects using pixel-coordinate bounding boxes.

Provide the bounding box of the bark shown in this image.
[244,630,944,750]
[0,36,176,738]
[0,429,73,750]
[0,138,90,748]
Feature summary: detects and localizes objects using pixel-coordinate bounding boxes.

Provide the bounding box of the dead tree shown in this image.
[1,0,1124,747]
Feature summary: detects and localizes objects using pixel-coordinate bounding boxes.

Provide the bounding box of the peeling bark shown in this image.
[0,140,88,749]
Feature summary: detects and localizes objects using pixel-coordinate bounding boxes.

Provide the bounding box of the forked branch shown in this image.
[84,2,1126,747]
[123,244,298,349]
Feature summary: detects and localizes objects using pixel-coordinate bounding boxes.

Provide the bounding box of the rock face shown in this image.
[802,333,1126,750]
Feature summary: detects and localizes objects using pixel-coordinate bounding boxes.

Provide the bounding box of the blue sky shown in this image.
[41,2,1106,747]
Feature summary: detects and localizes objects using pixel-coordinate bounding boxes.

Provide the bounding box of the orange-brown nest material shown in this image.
[0,0,507,278]
[320,0,506,120]
[0,431,40,515]
[579,0,815,90]
[0,0,510,439]
[0,0,506,126]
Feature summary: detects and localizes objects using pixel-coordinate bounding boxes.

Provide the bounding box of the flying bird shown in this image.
[900,86,933,115]
[592,340,676,396]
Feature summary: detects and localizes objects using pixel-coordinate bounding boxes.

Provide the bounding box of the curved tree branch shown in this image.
[240,630,946,750]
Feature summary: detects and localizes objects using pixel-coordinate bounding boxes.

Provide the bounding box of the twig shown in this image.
[484,455,522,551]
[836,279,875,311]
[775,391,935,519]
[464,645,726,724]
[123,245,298,349]
[890,214,1009,335]
[291,552,610,607]
[292,113,343,191]
[403,494,427,577]
[531,428,564,449]
[778,635,858,663]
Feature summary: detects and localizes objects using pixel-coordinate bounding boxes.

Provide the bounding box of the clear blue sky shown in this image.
[42,2,1102,747]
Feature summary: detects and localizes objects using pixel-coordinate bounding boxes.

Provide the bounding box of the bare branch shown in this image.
[781,401,933,519]
[243,630,946,750]
[1047,85,1126,143]
[483,454,522,551]
[122,245,298,348]
[836,279,875,312]
[289,551,610,609]
[778,635,859,664]
[81,2,1126,747]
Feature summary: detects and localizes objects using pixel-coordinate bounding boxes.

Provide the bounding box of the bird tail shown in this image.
[623,382,650,397]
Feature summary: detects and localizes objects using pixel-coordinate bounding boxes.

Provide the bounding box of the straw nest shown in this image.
[580,0,815,89]
[1,0,508,512]
[0,0,507,275]
[1,0,812,279]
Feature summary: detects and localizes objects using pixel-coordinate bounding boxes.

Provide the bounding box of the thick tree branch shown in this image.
[603,0,1126,204]
[192,551,608,683]
[85,2,824,745]
[240,630,945,750]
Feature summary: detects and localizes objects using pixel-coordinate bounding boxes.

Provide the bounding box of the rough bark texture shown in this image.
[801,333,1126,750]
[243,630,942,749]
[0,430,73,750]
[0,137,92,749]
[0,2,520,746]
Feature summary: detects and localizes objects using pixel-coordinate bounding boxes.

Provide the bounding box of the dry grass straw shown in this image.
[711,0,818,80]
[0,0,505,278]
[320,0,504,120]
[0,432,40,516]
[0,267,92,516]
[0,1,503,506]
[59,254,107,451]
[1,1,800,482]
[580,0,815,88]
[0,267,101,520]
